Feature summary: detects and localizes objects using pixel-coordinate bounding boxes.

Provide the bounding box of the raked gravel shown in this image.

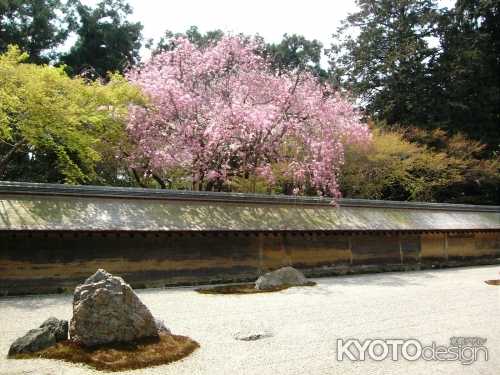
[1,265,499,375]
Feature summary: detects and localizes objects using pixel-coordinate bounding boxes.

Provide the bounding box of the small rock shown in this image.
[40,317,68,342]
[234,330,273,341]
[8,317,68,356]
[69,269,159,346]
[255,266,311,290]
[8,327,56,356]
[155,318,171,334]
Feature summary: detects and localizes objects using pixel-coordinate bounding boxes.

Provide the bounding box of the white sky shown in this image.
[80,0,456,57]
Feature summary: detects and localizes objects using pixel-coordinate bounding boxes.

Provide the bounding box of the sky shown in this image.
[80,0,456,57]
[81,0,355,50]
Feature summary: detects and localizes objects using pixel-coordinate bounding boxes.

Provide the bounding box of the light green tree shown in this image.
[0,45,144,184]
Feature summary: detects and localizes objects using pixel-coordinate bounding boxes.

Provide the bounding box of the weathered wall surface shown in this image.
[2,193,499,232]
[0,230,499,295]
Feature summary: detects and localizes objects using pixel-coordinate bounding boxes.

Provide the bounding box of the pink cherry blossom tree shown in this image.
[126,36,370,198]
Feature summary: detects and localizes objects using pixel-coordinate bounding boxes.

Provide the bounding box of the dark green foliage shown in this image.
[61,0,143,78]
[329,0,440,125]
[154,26,224,53]
[0,0,77,63]
[264,33,328,79]
[435,0,500,150]
[0,147,66,183]
[330,0,500,153]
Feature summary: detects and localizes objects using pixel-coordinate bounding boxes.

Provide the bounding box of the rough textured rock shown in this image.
[255,266,310,290]
[8,317,68,356]
[8,328,55,356]
[40,317,68,342]
[69,269,159,346]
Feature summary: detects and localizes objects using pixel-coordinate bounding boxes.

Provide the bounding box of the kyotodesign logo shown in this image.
[336,337,488,365]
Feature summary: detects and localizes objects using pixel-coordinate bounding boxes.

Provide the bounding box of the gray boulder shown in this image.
[8,328,55,356]
[8,317,67,356]
[255,266,310,290]
[69,269,159,346]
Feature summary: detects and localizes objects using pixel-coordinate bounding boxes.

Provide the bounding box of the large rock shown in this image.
[69,269,159,346]
[255,266,310,290]
[8,317,68,356]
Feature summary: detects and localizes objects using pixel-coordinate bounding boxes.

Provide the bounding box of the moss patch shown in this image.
[484,279,500,286]
[10,333,199,372]
[196,281,316,294]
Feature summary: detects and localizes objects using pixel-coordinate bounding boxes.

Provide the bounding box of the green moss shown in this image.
[196,282,316,294]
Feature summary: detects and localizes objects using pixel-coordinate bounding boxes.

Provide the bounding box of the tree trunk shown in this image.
[131,168,147,188]
[151,173,167,189]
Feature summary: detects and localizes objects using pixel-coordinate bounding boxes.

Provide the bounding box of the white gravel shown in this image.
[1,265,499,375]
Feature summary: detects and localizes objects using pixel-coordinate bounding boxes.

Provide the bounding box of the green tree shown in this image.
[0,0,76,63]
[61,0,143,78]
[329,0,440,125]
[153,26,224,53]
[264,34,328,79]
[340,127,461,201]
[435,0,500,151]
[341,125,500,204]
[403,128,500,204]
[0,46,144,184]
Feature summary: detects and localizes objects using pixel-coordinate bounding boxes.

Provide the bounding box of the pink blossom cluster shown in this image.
[126,36,371,198]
